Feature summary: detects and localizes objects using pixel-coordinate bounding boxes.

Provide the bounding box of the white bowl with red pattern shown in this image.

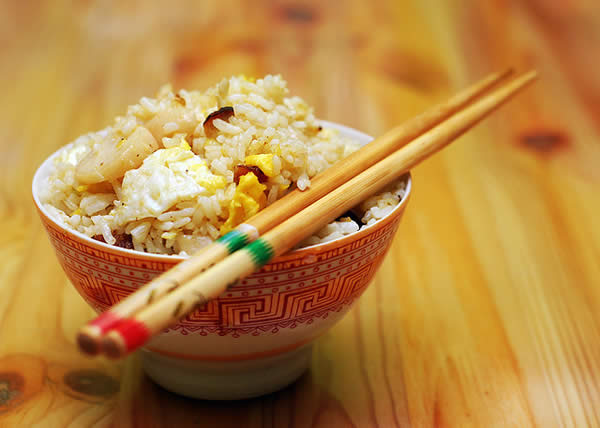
[33,122,412,400]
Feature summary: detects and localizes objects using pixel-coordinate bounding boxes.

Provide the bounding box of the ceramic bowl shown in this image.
[32,122,412,400]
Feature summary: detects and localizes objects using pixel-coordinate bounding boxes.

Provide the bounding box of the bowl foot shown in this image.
[141,344,313,400]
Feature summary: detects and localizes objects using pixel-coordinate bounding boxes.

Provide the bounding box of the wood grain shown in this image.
[0,0,598,426]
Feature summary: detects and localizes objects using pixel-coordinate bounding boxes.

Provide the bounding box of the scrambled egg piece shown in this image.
[76,181,113,194]
[161,231,177,240]
[220,172,267,235]
[244,154,275,177]
[115,144,226,223]
[239,74,256,83]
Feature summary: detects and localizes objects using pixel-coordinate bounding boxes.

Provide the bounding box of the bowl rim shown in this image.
[32,120,412,262]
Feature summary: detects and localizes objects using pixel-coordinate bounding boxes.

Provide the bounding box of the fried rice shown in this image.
[40,75,406,255]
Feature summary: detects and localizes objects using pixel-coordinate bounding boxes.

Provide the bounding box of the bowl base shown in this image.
[141,344,313,400]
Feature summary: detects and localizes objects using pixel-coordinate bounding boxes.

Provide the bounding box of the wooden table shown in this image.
[1,0,599,426]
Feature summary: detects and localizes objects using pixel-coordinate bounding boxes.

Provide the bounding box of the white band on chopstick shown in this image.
[237,223,259,241]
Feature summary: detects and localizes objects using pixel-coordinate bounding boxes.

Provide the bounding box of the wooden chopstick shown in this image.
[77,69,513,356]
[99,70,538,359]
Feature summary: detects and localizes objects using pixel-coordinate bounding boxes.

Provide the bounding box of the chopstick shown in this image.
[98,70,538,359]
[77,69,514,356]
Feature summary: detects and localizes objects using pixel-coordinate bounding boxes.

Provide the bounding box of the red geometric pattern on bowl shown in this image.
[37,198,406,338]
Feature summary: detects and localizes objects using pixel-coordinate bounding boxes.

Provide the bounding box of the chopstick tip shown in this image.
[515,69,540,88]
[527,69,539,79]
[101,331,128,360]
[77,326,102,356]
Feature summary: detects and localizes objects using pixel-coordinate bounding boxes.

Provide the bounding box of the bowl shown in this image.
[32,122,412,400]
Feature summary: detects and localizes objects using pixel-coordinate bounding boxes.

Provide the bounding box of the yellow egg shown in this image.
[116,146,226,223]
[188,162,227,192]
[238,74,256,83]
[220,172,267,235]
[200,175,227,192]
[161,231,177,240]
[245,154,275,177]
[178,138,191,150]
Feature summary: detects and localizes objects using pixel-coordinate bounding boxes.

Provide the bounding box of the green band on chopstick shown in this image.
[216,230,250,254]
[245,238,275,268]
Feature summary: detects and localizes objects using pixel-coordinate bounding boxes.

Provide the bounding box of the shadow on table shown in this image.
[130,369,356,428]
